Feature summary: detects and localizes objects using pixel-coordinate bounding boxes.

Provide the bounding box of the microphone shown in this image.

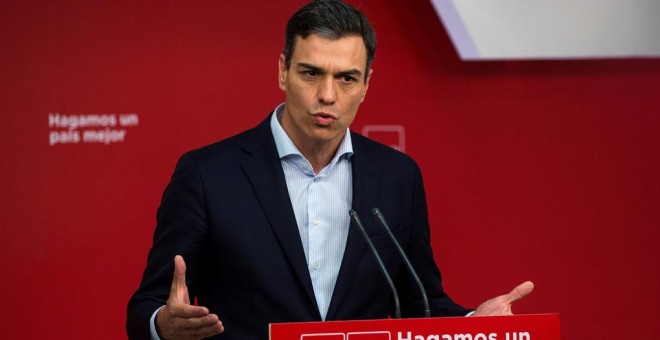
[372,207,431,317]
[349,209,401,319]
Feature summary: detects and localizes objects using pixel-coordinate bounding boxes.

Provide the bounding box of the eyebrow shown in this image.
[297,62,363,79]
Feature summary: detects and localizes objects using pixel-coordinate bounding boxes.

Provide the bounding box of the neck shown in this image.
[298,140,342,174]
[277,108,346,173]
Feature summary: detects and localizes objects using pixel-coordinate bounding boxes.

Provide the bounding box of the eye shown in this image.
[302,70,319,78]
[340,75,357,84]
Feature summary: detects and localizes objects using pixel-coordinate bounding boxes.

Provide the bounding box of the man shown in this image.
[127,1,533,339]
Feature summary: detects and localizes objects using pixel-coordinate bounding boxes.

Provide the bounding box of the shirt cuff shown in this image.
[150,305,165,340]
[465,311,476,317]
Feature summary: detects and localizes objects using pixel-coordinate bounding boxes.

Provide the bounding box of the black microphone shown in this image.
[349,209,401,319]
[372,207,431,317]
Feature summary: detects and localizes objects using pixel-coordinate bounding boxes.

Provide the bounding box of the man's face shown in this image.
[278,33,372,151]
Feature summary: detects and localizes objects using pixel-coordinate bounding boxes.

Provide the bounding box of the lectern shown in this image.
[270,314,560,340]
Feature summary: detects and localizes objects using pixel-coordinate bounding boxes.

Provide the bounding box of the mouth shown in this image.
[312,112,337,126]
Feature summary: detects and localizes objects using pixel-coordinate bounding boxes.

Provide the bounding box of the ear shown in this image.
[278,54,287,91]
[360,69,373,103]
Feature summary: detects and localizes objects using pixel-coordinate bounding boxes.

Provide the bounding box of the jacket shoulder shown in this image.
[351,131,421,173]
[178,115,274,169]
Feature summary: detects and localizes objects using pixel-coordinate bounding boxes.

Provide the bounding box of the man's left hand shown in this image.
[472,281,534,316]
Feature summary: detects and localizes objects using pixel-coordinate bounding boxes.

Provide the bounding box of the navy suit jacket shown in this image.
[127,113,469,339]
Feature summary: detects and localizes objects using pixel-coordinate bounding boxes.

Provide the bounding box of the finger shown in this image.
[167,314,223,339]
[169,303,210,318]
[180,318,224,339]
[189,320,224,338]
[177,313,221,329]
[169,255,190,304]
[504,281,534,304]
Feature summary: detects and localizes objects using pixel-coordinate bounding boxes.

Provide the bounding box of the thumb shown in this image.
[504,281,534,305]
[170,255,190,305]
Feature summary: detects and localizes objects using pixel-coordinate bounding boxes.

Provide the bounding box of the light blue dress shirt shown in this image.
[270,104,353,320]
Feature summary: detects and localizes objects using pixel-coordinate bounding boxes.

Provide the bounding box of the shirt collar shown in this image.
[270,103,354,162]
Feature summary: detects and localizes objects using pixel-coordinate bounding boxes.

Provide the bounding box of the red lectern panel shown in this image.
[270,314,560,340]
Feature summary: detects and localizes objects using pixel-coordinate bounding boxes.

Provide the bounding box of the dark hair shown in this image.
[283,0,376,77]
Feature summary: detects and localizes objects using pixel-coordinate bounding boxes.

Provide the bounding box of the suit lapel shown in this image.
[240,115,321,318]
[326,132,381,320]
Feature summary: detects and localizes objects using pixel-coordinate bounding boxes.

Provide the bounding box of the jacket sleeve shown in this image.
[126,153,210,339]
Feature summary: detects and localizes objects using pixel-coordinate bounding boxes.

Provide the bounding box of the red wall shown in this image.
[2,1,658,338]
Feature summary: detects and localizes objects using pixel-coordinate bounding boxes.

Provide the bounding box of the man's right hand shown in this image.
[156,255,224,340]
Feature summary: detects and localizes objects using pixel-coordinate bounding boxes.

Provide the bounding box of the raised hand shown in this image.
[155,255,224,339]
[472,281,534,316]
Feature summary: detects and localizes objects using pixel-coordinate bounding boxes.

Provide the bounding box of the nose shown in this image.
[317,77,336,105]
